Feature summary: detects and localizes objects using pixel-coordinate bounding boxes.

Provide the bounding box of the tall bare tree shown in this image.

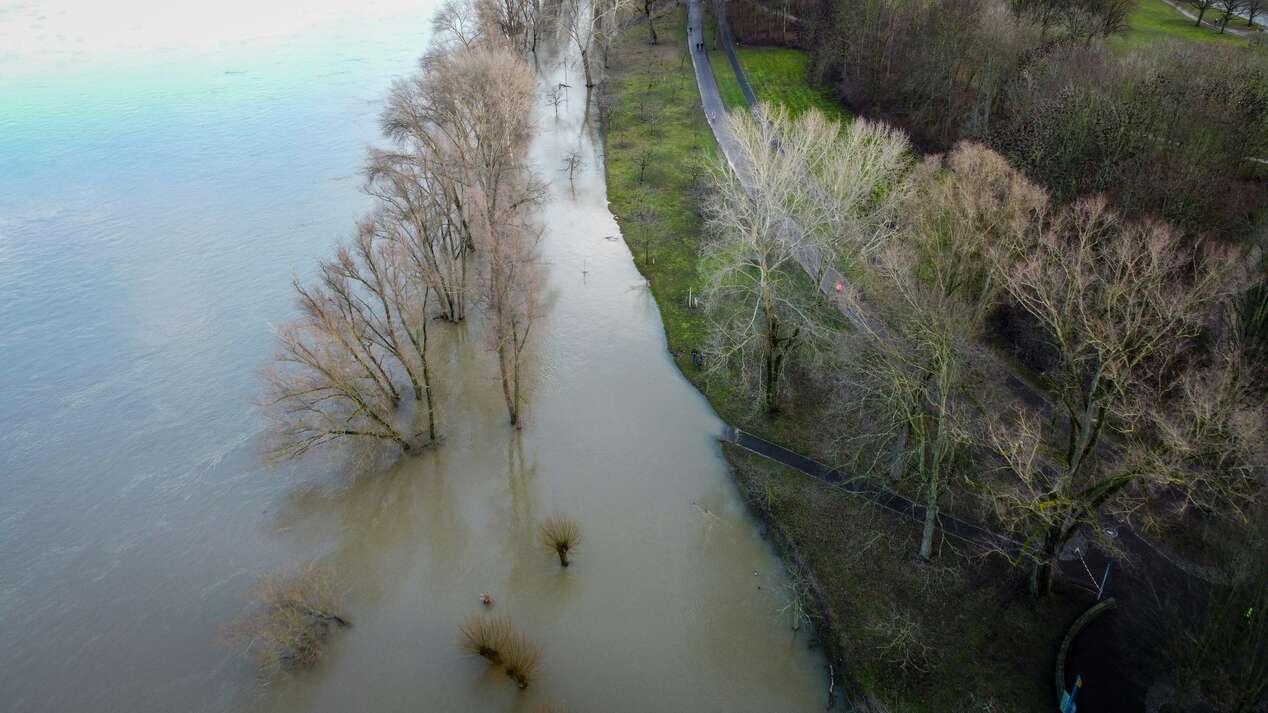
[1215,0,1245,31]
[699,110,837,414]
[562,0,633,88]
[984,197,1246,596]
[1246,0,1265,26]
[1189,0,1220,26]
[324,220,440,441]
[836,144,1041,560]
[433,0,487,49]
[749,105,913,283]
[264,283,415,458]
[393,45,544,426]
[483,222,543,428]
[643,0,659,44]
[365,149,470,323]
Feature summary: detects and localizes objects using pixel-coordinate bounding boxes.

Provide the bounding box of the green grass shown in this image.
[725,445,1081,713]
[733,47,849,120]
[1113,0,1256,49]
[602,6,832,455]
[701,13,848,120]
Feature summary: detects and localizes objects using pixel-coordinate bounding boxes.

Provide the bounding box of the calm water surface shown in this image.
[0,3,826,711]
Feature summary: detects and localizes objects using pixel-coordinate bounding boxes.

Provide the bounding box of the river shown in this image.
[0,2,826,711]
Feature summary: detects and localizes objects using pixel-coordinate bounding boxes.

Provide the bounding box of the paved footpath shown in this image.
[685,0,871,331]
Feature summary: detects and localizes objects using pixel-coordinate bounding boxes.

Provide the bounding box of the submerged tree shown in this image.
[325,220,440,440]
[223,565,350,676]
[460,614,513,663]
[265,284,413,458]
[381,45,545,427]
[562,0,633,88]
[540,515,581,567]
[365,148,470,323]
[263,216,444,459]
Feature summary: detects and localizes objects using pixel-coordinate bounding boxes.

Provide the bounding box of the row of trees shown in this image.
[800,0,1268,240]
[702,104,1266,595]
[264,4,546,459]
[1188,0,1266,31]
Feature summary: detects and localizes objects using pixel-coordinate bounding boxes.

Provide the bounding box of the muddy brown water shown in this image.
[1,2,827,711]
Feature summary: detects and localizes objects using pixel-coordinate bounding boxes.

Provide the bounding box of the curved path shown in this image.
[686,0,871,331]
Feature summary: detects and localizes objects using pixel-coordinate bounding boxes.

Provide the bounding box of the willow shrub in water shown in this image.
[501,628,542,689]
[539,515,582,567]
[460,614,512,664]
[222,564,351,676]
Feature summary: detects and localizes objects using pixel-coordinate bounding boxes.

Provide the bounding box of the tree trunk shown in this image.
[764,345,782,413]
[646,0,658,44]
[1196,7,1207,26]
[498,344,519,427]
[1030,513,1075,597]
[420,319,437,442]
[889,426,908,481]
[581,49,595,87]
[919,474,939,560]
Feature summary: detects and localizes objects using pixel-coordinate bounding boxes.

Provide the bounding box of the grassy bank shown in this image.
[601,5,827,455]
[603,9,1078,712]
[702,13,846,119]
[1114,0,1256,48]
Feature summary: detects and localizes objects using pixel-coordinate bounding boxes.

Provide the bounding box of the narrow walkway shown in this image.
[729,427,1022,553]
[686,0,870,332]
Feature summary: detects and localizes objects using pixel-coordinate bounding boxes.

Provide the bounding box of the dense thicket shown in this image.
[787,0,1268,239]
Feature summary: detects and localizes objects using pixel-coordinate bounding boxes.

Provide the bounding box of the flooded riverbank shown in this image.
[0,4,827,710]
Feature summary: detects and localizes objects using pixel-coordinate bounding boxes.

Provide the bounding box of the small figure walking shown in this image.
[690,350,704,370]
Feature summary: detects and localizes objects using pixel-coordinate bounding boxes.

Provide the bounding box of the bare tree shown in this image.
[1190,0,1220,26]
[634,146,654,184]
[265,281,416,458]
[483,223,543,428]
[630,199,659,265]
[1215,0,1245,31]
[984,197,1245,596]
[263,215,443,461]
[748,105,913,281]
[833,146,1038,560]
[699,111,837,413]
[433,0,487,49]
[643,0,659,44]
[561,150,585,192]
[1010,0,1136,41]
[379,46,545,328]
[562,0,633,88]
[322,220,440,441]
[545,84,565,119]
[222,565,350,676]
[1246,0,1265,25]
[365,149,470,323]
[837,250,978,560]
[398,46,545,427]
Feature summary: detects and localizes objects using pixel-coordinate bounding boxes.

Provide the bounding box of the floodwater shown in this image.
[0,2,827,712]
